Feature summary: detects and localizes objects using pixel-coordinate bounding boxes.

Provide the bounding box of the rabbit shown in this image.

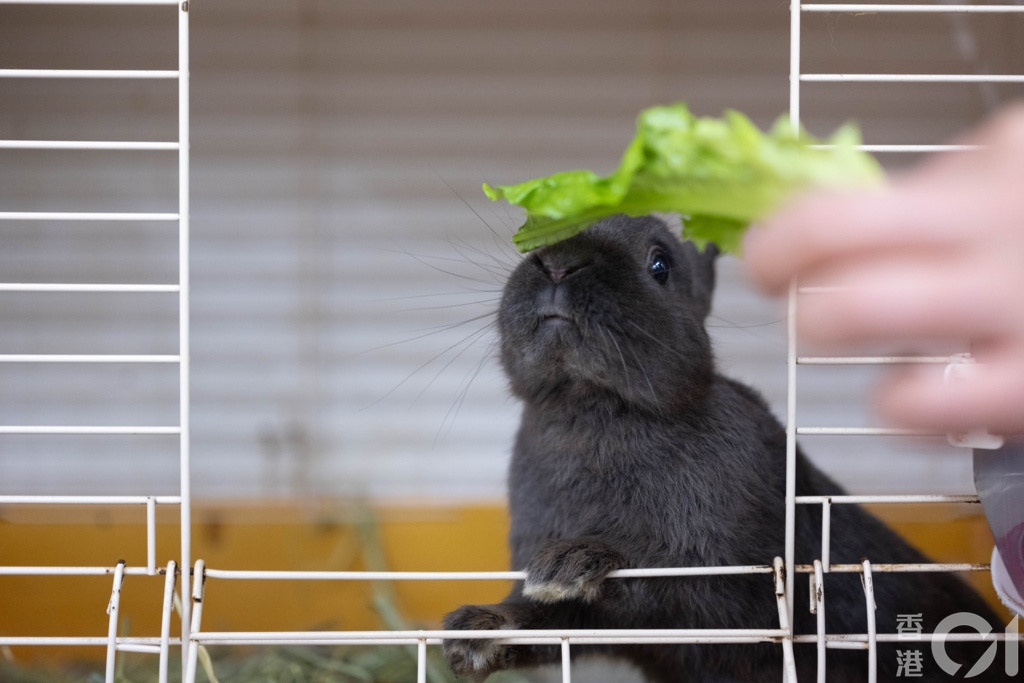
[441,214,1016,682]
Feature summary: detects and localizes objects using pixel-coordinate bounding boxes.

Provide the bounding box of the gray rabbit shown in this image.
[442,214,1014,681]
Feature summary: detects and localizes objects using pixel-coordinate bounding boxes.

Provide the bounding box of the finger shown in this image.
[744,189,887,294]
[876,350,1024,436]
[744,184,975,295]
[793,254,1007,348]
[906,103,1024,186]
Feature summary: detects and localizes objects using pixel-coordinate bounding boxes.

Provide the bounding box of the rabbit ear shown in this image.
[682,241,719,320]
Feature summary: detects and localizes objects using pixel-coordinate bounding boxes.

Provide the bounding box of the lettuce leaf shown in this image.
[484,103,884,254]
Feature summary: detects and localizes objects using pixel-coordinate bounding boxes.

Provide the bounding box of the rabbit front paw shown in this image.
[442,604,520,681]
[523,537,626,604]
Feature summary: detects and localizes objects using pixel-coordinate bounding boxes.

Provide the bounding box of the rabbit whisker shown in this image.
[624,319,691,364]
[387,248,505,289]
[414,319,497,404]
[436,333,502,445]
[612,320,659,402]
[599,324,633,400]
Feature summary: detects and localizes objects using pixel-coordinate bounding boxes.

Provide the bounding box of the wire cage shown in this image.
[0,0,191,680]
[2,2,1023,682]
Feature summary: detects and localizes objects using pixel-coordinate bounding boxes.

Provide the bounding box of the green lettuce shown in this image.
[484,103,884,254]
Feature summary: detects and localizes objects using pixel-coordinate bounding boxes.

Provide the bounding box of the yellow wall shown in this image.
[0,499,1002,665]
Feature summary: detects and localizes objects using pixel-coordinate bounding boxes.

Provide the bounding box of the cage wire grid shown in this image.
[1,2,1022,683]
[182,3,1022,682]
[0,0,191,681]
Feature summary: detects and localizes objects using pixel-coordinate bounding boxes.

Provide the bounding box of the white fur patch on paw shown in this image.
[443,613,519,675]
[468,640,503,672]
[523,577,599,603]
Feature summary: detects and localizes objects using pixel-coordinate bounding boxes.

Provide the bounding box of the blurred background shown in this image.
[1,0,1022,676]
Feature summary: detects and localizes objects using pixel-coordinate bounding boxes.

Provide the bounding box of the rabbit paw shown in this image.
[442,604,519,680]
[523,537,626,604]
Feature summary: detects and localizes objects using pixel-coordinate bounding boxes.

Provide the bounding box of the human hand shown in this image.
[744,102,1024,435]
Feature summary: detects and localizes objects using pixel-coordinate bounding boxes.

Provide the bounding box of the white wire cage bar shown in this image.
[0,354,181,362]
[200,563,776,583]
[0,211,180,220]
[0,68,179,78]
[821,143,983,153]
[795,427,938,436]
[0,0,191,679]
[0,426,182,434]
[0,140,180,150]
[803,3,1024,13]
[804,74,1024,83]
[797,355,956,365]
[0,0,179,4]
[0,283,180,291]
[0,566,173,577]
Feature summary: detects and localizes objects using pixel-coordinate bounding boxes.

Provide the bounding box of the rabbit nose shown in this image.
[547,267,570,283]
[537,252,590,283]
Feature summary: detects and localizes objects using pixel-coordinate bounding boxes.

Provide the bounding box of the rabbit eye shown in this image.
[648,250,671,285]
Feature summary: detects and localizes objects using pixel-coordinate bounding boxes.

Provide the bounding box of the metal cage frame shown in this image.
[0,0,191,679]
[3,2,1023,682]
